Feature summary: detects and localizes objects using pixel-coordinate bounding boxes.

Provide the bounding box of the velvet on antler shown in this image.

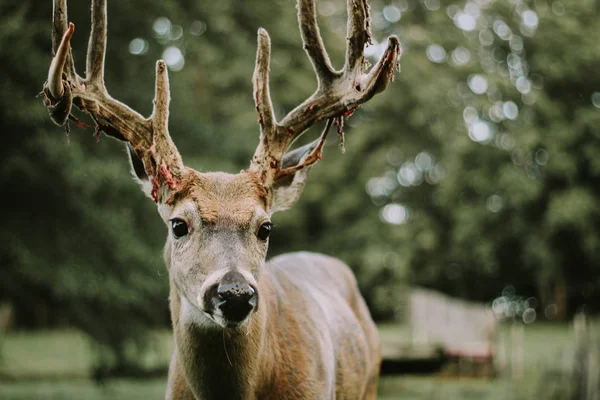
[247,0,401,189]
[43,0,184,202]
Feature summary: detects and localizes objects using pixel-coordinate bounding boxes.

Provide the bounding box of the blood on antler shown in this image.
[43,0,184,202]
[247,0,401,188]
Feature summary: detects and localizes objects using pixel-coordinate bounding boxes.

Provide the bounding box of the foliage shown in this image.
[361,0,600,316]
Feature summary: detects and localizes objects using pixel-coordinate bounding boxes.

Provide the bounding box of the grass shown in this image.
[0,379,167,400]
[0,322,579,399]
[379,376,512,400]
[0,330,91,379]
[0,330,174,380]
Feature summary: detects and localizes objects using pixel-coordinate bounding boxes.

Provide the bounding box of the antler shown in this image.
[248,0,401,187]
[42,0,184,203]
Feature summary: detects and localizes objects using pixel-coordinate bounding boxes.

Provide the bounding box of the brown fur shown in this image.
[169,170,268,226]
[166,252,380,399]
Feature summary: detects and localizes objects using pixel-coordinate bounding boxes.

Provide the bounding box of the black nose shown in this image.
[212,271,258,323]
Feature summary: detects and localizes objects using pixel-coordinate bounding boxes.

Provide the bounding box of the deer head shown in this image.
[43,0,400,330]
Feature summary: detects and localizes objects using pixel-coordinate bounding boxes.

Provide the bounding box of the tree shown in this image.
[362,0,600,318]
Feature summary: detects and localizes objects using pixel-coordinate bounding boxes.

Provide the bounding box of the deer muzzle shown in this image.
[202,270,258,326]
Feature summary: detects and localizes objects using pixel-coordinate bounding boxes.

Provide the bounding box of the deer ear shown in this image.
[126,143,154,199]
[270,139,320,214]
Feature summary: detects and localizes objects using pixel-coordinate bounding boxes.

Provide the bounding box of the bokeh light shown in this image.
[162,46,185,71]
[128,38,149,55]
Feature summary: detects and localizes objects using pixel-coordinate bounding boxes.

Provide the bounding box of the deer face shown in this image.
[128,145,316,329]
[159,171,271,329]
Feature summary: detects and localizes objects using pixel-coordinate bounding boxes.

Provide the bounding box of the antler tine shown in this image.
[48,0,79,101]
[253,29,276,136]
[51,0,68,53]
[47,22,74,99]
[275,118,332,180]
[298,0,337,88]
[362,36,400,96]
[152,61,171,135]
[146,60,185,198]
[86,0,107,87]
[344,0,371,74]
[51,0,76,80]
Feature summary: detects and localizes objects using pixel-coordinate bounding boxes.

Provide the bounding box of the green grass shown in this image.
[0,379,167,400]
[0,330,92,379]
[0,330,174,380]
[0,322,579,399]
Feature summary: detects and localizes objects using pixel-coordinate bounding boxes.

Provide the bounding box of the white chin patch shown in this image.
[212,313,251,330]
[179,295,217,328]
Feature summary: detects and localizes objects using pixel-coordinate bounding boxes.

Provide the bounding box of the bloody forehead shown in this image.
[177,170,268,226]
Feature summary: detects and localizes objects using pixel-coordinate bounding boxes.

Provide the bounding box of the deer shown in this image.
[42,0,400,398]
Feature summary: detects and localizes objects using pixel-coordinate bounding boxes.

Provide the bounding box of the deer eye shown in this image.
[171,219,189,239]
[257,222,273,241]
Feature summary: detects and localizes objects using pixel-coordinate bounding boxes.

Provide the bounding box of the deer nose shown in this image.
[213,271,258,323]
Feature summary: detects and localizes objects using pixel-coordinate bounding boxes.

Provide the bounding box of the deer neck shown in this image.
[169,277,276,400]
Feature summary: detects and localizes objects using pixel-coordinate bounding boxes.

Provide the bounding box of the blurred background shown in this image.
[1,0,599,399]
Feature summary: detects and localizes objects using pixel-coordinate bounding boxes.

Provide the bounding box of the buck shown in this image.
[42,0,400,398]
